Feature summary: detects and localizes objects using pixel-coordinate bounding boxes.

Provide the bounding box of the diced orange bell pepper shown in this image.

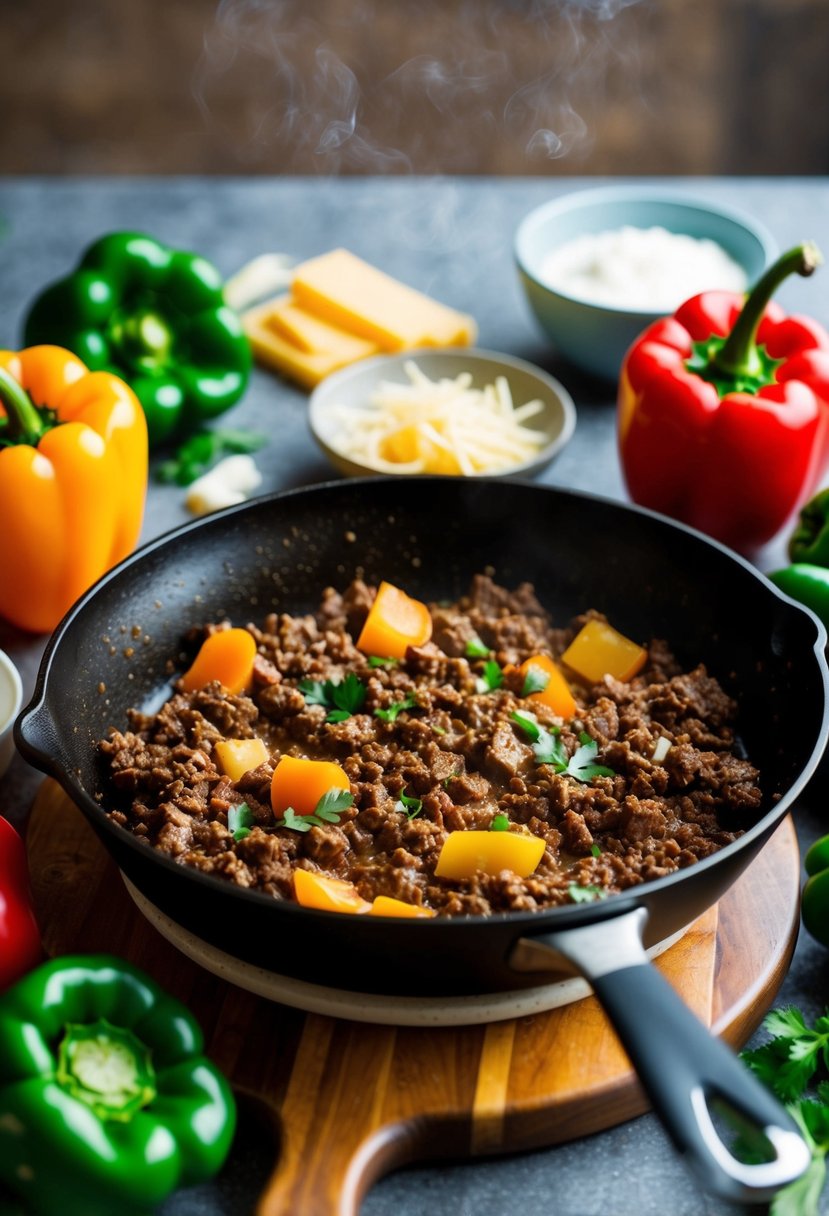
[271,754,351,818]
[561,619,648,683]
[180,628,257,695]
[518,654,577,719]
[0,345,147,633]
[435,830,545,880]
[369,895,436,918]
[293,869,371,914]
[356,580,432,659]
[214,738,269,782]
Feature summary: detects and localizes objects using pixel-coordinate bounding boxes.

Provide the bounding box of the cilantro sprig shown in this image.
[156,428,267,486]
[375,693,417,723]
[300,673,367,723]
[476,660,504,694]
[490,814,510,832]
[273,788,355,833]
[521,665,551,697]
[567,883,607,904]
[228,802,255,841]
[396,788,423,819]
[739,1007,829,1215]
[511,713,614,783]
[465,636,490,659]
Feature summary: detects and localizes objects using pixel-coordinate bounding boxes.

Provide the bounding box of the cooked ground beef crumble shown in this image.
[98,575,762,916]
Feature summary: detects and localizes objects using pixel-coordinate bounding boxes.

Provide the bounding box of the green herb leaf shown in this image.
[396,789,423,818]
[591,843,602,857]
[521,665,551,697]
[491,814,510,832]
[532,726,568,769]
[465,636,490,659]
[566,733,616,783]
[156,428,267,486]
[511,710,541,742]
[375,693,417,723]
[567,883,607,904]
[368,655,399,668]
[274,789,355,833]
[299,673,367,722]
[228,802,255,841]
[476,659,504,694]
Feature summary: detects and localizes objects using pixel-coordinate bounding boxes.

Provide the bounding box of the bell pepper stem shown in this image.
[0,365,47,445]
[714,242,823,379]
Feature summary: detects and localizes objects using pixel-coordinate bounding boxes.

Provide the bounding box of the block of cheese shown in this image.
[265,295,372,355]
[291,249,477,351]
[244,299,379,389]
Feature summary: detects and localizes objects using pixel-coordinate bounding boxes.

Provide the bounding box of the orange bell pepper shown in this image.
[517,654,577,719]
[435,830,546,879]
[561,619,648,683]
[356,580,432,659]
[180,628,258,695]
[0,346,147,633]
[271,755,351,818]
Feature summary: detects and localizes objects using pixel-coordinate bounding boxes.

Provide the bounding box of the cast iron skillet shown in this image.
[16,477,829,1204]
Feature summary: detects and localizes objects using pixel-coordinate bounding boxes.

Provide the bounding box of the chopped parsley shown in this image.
[396,788,423,819]
[375,693,417,723]
[490,814,510,832]
[228,802,255,841]
[511,714,614,783]
[368,655,399,668]
[273,788,355,833]
[299,673,366,723]
[567,883,607,904]
[465,636,490,659]
[476,659,504,694]
[521,665,551,697]
[590,843,602,858]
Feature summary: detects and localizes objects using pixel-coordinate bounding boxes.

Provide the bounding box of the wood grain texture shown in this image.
[26,781,800,1216]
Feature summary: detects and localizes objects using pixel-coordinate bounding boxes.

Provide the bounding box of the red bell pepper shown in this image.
[618,243,829,553]
[0,815,42,990]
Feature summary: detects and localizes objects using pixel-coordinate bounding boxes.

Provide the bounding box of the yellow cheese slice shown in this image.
[292,248,477,351]
[265,294,375,355]
[243,299,379,389]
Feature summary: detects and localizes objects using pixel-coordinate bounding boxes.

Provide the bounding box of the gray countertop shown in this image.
[1,175,829,1216]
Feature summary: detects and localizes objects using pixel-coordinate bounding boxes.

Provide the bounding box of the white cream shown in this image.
[539,225,748,312]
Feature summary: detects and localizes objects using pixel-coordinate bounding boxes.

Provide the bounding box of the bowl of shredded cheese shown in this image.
[308,348,577,479]
[515,185,778,381]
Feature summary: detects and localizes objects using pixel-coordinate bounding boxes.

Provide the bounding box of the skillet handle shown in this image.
[532,908,810,1205]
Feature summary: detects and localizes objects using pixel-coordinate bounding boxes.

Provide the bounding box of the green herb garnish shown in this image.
[739,1007,829,1215]
[274,788,355,833]
[299,673,367,722]
[511,716,614,783]
[567,883,607,904]
[465,636,490,659]
[228,802,255,841]
[396,789,423,819]
[476,660,504,694]
[521,665,551,697]
[590,843,602,858]
[368,655,399,668]
[156,428,267,486]
[490,814,510,832]
[375,693,417,723]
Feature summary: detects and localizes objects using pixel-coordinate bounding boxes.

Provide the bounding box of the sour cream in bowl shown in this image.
[515,186,777,381]
[0,650,23,779]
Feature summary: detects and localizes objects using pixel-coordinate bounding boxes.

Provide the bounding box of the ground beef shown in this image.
[98,576,761,916]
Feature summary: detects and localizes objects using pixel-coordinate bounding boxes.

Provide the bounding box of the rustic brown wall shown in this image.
[2,0,827,176]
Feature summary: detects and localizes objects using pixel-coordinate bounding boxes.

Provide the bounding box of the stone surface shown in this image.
[0,176,828,1215]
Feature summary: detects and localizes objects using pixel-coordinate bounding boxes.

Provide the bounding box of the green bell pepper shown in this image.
[768,563,829,631]
[0,954,236,1216]
[788,488,829,567]
[23,232,252,448]
[802,834,829,947]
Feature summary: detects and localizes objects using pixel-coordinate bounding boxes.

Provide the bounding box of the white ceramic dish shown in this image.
[514,186,778,380]
[309,347,576,480]
[0,650,22,779]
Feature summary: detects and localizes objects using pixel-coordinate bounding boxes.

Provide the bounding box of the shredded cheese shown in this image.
[320,360,549,475]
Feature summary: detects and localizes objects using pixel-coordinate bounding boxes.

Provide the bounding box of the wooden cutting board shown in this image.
[27,780,801,1216]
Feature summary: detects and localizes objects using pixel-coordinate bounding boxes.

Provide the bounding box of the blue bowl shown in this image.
[514,185,778,381]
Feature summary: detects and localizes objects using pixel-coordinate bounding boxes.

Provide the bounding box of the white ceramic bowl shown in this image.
[514,185,778,381]
[309,347,576,480]
[0,650,22,779]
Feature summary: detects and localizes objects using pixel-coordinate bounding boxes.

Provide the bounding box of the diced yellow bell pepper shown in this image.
[369,895,436,918]
[561,618,648,683]
[518,654,577,718]
[214,737,269,783]
[293,869,371,914]
[435,830,546,880]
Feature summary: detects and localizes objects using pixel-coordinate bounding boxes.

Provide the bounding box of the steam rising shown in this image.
[194,0,646,173]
